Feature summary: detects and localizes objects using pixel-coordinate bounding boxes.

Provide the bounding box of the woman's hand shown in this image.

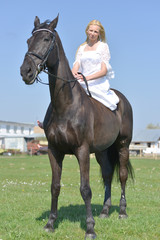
[72,62,82,79]
[73,72,84,81]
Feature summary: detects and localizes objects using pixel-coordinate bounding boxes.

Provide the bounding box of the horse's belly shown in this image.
[91,116,120,152]
[91,133,118,152]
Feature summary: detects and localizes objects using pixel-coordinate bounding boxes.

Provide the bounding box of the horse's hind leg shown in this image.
[95,149,114,218]
[118,144,130,219]
[44,146,64,232]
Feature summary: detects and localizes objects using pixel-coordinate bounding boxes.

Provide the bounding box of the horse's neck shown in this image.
[48,41,76,113]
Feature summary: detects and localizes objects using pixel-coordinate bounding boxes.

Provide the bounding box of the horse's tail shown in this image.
[107,143,134,182]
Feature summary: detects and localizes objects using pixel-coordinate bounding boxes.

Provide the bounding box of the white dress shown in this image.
[74,42,119,110]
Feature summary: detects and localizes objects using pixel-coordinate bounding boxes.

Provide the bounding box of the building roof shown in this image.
[132,129,160,143]
[0,120,34,127]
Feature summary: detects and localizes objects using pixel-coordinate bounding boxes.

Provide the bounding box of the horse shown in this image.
[20,15,134,239]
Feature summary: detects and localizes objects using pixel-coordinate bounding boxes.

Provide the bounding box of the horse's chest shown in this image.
[47,122,80,148]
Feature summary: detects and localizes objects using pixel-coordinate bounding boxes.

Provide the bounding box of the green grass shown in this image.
[0,155,160,240]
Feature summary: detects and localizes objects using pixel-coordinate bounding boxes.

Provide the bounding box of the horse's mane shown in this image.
[55,31,72,75]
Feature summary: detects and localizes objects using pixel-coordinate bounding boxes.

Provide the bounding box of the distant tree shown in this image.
[146,123,160,129]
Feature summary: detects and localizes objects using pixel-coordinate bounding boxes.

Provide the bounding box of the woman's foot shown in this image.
[37,120,44,129]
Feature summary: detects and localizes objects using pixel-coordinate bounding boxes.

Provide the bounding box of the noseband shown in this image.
[26,28,56,73]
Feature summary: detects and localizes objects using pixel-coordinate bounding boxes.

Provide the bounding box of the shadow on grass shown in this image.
[36,204,119,231]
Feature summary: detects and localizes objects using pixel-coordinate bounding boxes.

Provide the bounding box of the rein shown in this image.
[26,28,92,97]
[37,69,92,98]
[35,68,76,86]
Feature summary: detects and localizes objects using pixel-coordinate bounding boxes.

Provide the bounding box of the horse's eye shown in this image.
[44,38,49,42]
[27,39,31,45]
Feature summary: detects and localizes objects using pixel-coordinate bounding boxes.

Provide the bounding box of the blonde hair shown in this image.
[75,20,106,57]
[85,19,106,43]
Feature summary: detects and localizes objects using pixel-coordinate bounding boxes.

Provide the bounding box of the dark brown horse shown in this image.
[20,16,133,239]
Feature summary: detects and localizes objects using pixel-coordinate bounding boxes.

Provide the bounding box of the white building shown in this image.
[0,120,34,136]
[0,120,44,152]
[130,129,160,155]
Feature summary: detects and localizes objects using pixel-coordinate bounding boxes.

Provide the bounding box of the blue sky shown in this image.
[0,0,159,132]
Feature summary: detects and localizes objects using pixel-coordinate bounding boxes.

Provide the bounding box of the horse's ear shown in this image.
[34,16,40,28]
[49,14,59,30]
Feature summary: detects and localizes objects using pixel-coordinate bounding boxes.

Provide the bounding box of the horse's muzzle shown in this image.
[20,61,37,85]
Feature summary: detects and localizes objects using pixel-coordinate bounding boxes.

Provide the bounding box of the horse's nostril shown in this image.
[20,66,25,77]
[27,67,32,73]
[28,73,33,78]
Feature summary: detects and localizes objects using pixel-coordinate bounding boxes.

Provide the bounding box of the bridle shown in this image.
[25,28,92,97]
[25,28,77,84]
[26,28,56,76]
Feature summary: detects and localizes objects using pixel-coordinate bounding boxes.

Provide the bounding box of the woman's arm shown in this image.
[76,62,107,81]
[72,61,80,78]
[86,62,107,81]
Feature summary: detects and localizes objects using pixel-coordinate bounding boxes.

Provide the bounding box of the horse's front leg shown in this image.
[75,145,96,240]
[44,146,64,232]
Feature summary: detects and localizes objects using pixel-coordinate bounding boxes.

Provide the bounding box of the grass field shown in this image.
[0,155,160,240]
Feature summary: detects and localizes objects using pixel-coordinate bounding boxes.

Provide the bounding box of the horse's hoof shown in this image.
[44,224,54,232]
[99,213,109,218]
[119,214,128,219]
[85,233,97,239]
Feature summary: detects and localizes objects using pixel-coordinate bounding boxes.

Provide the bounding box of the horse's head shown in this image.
[20,15,59,85]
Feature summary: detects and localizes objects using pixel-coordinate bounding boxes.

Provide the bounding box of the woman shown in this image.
[38,20,119,129]
[72,19,119,110]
